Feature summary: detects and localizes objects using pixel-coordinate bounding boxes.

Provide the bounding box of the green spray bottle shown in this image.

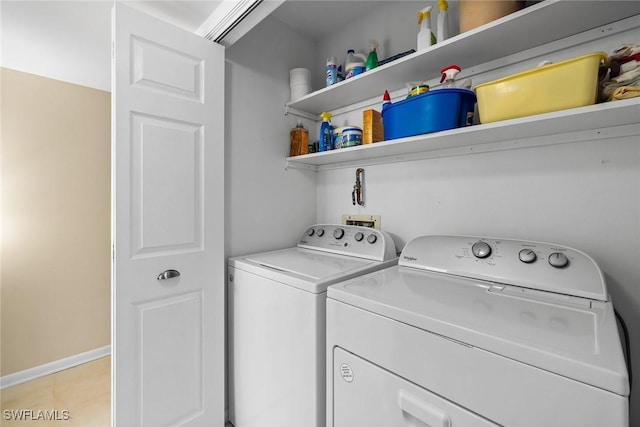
[365,39,379,71]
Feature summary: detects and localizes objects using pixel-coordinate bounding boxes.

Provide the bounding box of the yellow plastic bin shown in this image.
[474,52,608,123]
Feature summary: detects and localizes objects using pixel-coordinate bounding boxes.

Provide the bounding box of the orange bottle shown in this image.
[289,121,309,156]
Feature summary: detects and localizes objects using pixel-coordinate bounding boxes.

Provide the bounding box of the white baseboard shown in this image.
[0,345,111,389]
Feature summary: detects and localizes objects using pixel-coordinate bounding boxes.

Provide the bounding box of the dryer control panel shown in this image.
[298,224,396,262]
[399,235,606,301]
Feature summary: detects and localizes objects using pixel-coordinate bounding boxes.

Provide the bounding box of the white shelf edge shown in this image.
[285,99,640,171]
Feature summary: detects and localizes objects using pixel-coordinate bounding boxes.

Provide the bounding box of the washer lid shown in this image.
[231,247,396,293]
[328,266,629,396]
[247,248,373,280]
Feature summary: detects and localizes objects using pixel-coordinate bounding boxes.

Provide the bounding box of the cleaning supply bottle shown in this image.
[437,0,449,43]
[326,57,337,86]
[365,39,379,71]
[319,112,334,151]
[289,120,309,157]
[440,64,461,87]
[336,65,345,83]
[417,5,436,51]
[345,50,367,79]
[382,90,391,108]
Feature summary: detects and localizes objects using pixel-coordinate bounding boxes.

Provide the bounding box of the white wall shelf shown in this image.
[285,0,640,116]
[285,99,640,171]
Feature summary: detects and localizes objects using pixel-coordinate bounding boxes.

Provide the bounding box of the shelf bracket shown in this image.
[285,159,318,171]
[284,105,320,121]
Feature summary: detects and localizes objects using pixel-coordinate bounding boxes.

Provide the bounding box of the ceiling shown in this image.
[123,0,222,33]
[126,0,385,42]
[270,1,375,41]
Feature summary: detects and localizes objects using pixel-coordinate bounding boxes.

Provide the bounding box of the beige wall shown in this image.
[1,68,110,376]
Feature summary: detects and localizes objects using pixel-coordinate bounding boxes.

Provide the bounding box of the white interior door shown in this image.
[112,3,224,426]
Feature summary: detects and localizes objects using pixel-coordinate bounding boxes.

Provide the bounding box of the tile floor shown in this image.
[1,356,110,426]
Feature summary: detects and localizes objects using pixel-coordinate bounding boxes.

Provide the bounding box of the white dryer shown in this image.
[326,235,630,427]
[228,224,397,427]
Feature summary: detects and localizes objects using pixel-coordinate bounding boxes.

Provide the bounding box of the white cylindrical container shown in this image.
[341,126,363,147]
[289,68,311,101]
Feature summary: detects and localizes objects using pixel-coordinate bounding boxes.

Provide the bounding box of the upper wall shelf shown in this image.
[285,99,640,170]
[286,0,640,116]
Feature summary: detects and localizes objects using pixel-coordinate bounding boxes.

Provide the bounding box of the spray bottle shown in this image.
[437,0,449,43]
[319,112,334,151]
[326,57,337,86]
[440,65,461,88]
[365,39,379,71]
[417,5,436,51]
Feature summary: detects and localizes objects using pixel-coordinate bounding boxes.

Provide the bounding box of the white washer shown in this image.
[327,235,630,427]
[228,224,397,427]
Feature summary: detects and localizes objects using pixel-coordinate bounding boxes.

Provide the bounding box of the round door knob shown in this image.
[471,241,491,258]
[548,252,569,268]
[366,234,377,244]
[316,228,325,237]
[354,232,364,242]
[519,249,537,263]
[333,228,345,239]
[306,228,314,236]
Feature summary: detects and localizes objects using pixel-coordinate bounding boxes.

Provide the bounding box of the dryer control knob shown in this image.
[333,228,345,239]
[471,241,491,258]
[306,228,315,237]
[519,249,537,263]
[316,228,325,237]
[548,252,569,268]
[354,232,364,242]
[367,234,378,244]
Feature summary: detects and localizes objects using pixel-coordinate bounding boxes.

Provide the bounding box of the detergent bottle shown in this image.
[345,50,367,79]
[365,39,379,71]
[437,0,449,43]
[417,5,436,50]
[319,112,334,151]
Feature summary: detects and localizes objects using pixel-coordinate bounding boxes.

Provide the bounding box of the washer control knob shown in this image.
[354,232,364,242]
[316,228,325,237]
[548,252,569,268]
[471,241,492,258]
[306,228,315,237]
[366,234,378,244]
[519,249,537,263]
[333,228,345,239]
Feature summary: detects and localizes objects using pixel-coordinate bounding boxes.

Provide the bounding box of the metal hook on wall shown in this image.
[352,168,365,206]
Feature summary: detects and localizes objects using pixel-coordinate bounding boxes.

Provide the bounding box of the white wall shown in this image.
[0,1,112,92]
[224,16,317,257]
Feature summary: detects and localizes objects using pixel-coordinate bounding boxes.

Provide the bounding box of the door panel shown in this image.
[138,291,203,426]
[131,36,205,101]
[131,113,203,256]
[112,4,225,426]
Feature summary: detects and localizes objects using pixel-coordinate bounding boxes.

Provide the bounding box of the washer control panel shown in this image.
[298,224,396,262]
[399,235,606,301]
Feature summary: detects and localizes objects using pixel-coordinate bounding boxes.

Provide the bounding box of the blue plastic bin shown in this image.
[382,88,476,140]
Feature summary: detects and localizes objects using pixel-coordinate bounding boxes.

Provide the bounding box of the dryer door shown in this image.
[332,347,498,427]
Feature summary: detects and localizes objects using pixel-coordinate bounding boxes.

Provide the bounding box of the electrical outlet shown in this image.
[341,214,381,230]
